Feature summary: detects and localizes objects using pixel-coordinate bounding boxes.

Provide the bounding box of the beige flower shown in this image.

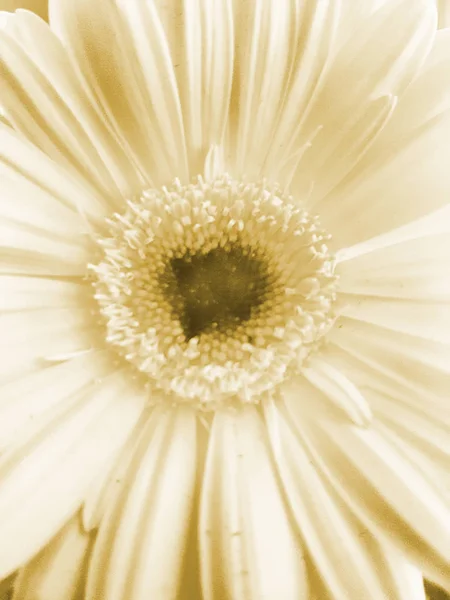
[0,1,449,599]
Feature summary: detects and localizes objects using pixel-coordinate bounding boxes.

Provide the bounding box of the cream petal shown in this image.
[0,123,112,227]
[86,406,197,600]
[0,307,98,383]
[154,0,234,176]
[199,406,307,600]
[338,296,450,344]
[49,0,188,186]
[301,356,373,427]
[337,231,450,302]
[0,10,141,203]
[384,29,450,137]
[0,350,113,451]
[0,370,144,579]
[12,515,91,600]
[317,111,450,248]
[283,391,450,589]
[263,397,427,600]
[0,276,87,312]
[291,0,436,204]
[227,0,304,179]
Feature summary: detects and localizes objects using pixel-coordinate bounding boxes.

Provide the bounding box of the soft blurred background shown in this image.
[0,0,449,599]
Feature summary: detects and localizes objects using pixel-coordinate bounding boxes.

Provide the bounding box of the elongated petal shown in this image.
[154,0,234,175]
[199,406,307,600]
[284,390,450,589]
[0,371,144,579]
[12,515,91,600]
[86,406,197,600]
[49,0,189,186]
[264,397,427,600]
[0,10,141,202]
[292,0,436,203]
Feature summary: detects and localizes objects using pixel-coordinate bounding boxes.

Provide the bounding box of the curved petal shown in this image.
[154,0,234,176]
[199,406,307,600]
[0,10,141,202]
[12,515,92,600]
[49,0,189,186]
[86,406,197,600]
[263,397,427,600]
[283,389,450,590]
[291,0,436,202]
[0,371,145,580]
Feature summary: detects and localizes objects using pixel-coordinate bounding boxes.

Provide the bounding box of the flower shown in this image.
[0,0,449,598]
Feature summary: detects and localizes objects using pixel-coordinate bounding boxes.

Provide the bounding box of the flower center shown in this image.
[89,175,338,409]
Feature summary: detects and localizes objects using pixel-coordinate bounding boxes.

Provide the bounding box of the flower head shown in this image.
[0,1,449,599]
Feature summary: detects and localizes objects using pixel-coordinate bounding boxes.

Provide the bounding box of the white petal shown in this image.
[49,0,188,186]
[12,515,91,600]
[0,123,111,228]
[86,406,197,600]
[199,406,307,600]
[329,317,450,399]
[301,356,373,427]
[284,391,450,589]
[0,350,112,451]
[292,0,436,204]
[0,307,97,383]
[154,0,234,175]
[228,0,300,179]
[0,10,141,202]
[0,371,144,579]
[263,397,427,600]
[0,276,87,312]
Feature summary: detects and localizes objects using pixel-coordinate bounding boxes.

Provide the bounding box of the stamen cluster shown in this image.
[89,175,338,408]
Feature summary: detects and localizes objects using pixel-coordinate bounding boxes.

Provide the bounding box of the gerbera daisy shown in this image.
[0,0,449,598]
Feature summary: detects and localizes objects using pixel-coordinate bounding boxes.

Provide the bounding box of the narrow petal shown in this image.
[328,317,450,400]
[292,0,436,204]
[283,391,450,589]
[199,406,307,600]
[0,371,144,579]
[263,397,427,600]
[86,406,197,600]
[12,515,91,600]
[228,0,300,178]
[154,0,234,175]
[0,351,112,450]
[301,356,373,427]
[49,0,189,186]
[0,276,87,312]
[0,10,141,202]
[0,307,98,383]
[0,123,111,227]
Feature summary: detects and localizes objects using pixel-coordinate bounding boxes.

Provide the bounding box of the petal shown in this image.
[263,397,427,600]
[283,390,450,589]
[155,0,234,175]
[12,515,91,600]
[0,1,47,20]
[86,406,197,600]
[0,307,98,383]
[328,317,450,400]
[0,10,141,202]
[0,370,145,579]
[199,406,307,600]
[228,0,308,179]
[0,276,87,312]
[0,123,112,228]
[49,0,189,186]
[0,350,112,451]
[291,0,436,202]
